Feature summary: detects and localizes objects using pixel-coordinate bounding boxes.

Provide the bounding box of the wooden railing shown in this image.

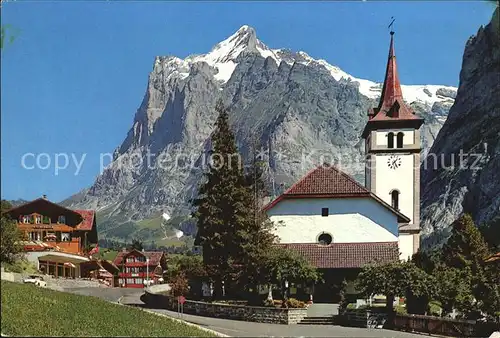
[393,314,499,337]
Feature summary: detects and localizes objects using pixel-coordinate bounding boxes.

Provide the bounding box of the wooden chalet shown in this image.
[2,195,98,277]
[113,249,167,288]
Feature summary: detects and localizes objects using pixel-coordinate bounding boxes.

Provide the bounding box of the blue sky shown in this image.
[1,1,495,203]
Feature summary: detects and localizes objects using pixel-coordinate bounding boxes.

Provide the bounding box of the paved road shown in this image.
[64,287,140,302]
[67,288,427,337]
[142,307,426,337]
[118,292,426,338]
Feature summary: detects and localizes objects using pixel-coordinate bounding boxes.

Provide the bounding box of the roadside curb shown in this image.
[117,295,229,337]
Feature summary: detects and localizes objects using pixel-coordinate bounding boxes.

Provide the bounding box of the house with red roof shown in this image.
[2,195,98,278]
[113,249,167,288]
[263,31,422,302]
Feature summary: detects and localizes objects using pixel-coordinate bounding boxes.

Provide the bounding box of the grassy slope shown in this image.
[96,249,120,261]
[97,210,191,247]
[1,281,214,337]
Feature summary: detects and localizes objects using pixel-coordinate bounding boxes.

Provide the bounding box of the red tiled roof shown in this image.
[263,165,410,223]
[283,165,369,196]
[3,198,81,218]
[113,250,164,266]
[74,210,95,230]
[276,242,399,269]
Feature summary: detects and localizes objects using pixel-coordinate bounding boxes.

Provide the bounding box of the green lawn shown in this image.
[1,281,215,337]
[96,249,120,261]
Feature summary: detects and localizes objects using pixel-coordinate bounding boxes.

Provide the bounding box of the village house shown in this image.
[80,259,120,286]
[113,249,167,288]
[2,195,98,278]
[263,31,422,302]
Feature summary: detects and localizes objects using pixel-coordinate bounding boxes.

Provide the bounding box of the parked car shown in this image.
[22,275,47,287]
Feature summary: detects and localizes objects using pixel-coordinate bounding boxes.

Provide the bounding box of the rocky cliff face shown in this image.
[420,8,500,248]
[63,25,457,242]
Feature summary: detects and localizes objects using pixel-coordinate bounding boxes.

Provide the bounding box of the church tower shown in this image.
[362,30,423,260]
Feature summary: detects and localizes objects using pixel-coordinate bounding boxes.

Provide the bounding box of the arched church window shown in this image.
[318,232,333,245]
[390,190,400,210]
[397,132,404,148]
[387,132,395,148]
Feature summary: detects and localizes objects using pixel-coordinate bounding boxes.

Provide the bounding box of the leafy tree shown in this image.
[1,200,23,265]
[128,239,144,251]
[433,264,477,318]
[442,214,490,272]
[338,278,349,315]
[238,141,279,298]
[259,246,320,305]
[440,214,497,319]
[400,262,438,315]
[169,271,190,297]
[479,216,500,251]
[357,260,436,315]
[412,249,442,275]
[166,255,206,282]
[480,263,500,321]
[1,199,13,213]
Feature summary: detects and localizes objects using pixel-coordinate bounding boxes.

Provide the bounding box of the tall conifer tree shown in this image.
[193,99,251,298]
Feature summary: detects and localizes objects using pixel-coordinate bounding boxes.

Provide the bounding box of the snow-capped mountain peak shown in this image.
[153,25,457,108]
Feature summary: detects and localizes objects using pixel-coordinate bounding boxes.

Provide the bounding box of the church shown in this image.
[264,30,422,302]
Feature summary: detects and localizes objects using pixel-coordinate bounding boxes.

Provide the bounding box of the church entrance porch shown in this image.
[312,268,361,303]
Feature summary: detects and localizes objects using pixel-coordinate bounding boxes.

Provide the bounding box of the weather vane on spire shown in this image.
[388,16,395,35]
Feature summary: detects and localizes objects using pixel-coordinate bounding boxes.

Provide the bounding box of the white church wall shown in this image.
[374,154,414,223]
[398,233,414,261]
[267,197,399,244]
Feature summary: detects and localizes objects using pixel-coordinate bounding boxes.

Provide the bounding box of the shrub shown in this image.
[169,272,189,297]
[428,300,442,317]
[286,298,306,308]
[395,305,408,315]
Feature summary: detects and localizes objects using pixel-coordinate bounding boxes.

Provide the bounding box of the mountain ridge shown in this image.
[62,25,457,244]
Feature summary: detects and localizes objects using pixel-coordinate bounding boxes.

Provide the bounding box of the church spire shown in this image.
[377,30,404,115]
[362,27,423,138]
[366,29,421,123]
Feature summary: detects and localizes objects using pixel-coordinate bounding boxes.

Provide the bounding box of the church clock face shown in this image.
[387,155,402,170]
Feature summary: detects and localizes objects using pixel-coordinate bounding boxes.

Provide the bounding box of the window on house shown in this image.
[126,278,135,285]
[58,215,66,224]
[22,215,29,223]
[35,215,42,224]
[135,278,143,285]
[318,233,333,245]
[321,208,329,217]
[61,233,71,242]
[391,190,400,210]
[29,232,41,241]
[397,132,404,148]
[387,132,395,149]
[46,232,56,241]
[42,215,51,224]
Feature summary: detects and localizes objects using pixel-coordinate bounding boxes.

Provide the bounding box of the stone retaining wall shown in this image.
[342,308,388,328]
[143,290,307,324]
